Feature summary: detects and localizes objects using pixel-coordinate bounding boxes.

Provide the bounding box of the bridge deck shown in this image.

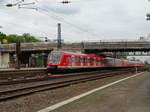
[0,41,150,52]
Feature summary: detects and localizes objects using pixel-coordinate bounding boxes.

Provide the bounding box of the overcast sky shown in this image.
[0,0,150,42]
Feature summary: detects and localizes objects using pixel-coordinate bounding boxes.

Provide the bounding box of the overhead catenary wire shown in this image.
[37,7,100,39]
[1,0,101,41]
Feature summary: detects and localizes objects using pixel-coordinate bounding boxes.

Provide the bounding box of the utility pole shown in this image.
[57,23,62,49]
[15,41,21,69]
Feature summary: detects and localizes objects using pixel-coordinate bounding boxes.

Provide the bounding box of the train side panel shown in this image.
[47,50,144,69]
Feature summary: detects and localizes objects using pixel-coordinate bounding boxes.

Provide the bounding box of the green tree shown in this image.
[22,33,40,43]
[6,34,24,43]
[0,32,41,43]
[146,14,150,20]
[0,32,6,43]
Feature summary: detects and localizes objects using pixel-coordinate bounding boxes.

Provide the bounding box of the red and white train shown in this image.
[47,50,144,69]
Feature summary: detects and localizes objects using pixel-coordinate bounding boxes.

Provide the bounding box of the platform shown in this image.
[50,72,150,112]
[0,67,46,72]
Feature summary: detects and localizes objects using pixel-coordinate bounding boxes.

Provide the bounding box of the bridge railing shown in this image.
[1,41,150,52]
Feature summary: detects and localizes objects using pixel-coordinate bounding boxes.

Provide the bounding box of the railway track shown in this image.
[0,67,117,83]
[0,67,146,84]
[0,68,47,82]
[0,68,140,101]
[0,67,137,85]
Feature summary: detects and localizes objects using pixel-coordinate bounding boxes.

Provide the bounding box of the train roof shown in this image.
[51,50,104,57]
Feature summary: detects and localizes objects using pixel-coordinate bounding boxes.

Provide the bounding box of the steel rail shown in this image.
[0,68,134,85]
[0,69,47,81]
[0,70,136,101]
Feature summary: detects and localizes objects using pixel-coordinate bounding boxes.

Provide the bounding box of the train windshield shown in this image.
[49,53,60,63]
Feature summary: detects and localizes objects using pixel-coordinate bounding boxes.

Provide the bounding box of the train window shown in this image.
[115,59,120,65]
[49,53,60,63]
[96,58,99,63]
[80,56,83,63]
[87,57,90,63]
[75,56,79,63]
[90,58,93,63]
[66,56,71,63]
[94,58,96,63]
[83,57,86,63]
[78,57,81,63]
[75,56,82,63]
[84,57,87,63]
[77,57,80,63]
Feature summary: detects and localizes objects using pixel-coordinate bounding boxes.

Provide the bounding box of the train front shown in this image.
[47,51,61,69]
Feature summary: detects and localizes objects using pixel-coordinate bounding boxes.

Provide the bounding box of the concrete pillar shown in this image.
[0,52,2,67]
[1,53,10,68]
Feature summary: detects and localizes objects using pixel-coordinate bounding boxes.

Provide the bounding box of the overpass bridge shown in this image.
[0,41,150,53]
[1,41,150,68]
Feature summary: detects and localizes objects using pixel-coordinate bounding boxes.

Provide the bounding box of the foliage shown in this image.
[0,32,6,42]
[146,14,150,20]
[22,33,41,43]
[35,58,43,67]
[0,32,41,43]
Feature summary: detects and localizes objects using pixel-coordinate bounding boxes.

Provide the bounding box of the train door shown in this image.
[84,57,88,66]
[80,56,83,66]
[101,58,107,66]
[87,57,90,66]
[95,58,98,66]
[59,53,65,66]
[71,55,76,66]
[94,57,97,66]
[75,56,80,66]
[99,57,104,66]
[62,55,68,66]
[99,58,102,66]
[115,59,121,67]
[114,59,117,66]
[121,60,125,66]
[97,58,100,66]
[123,60,126,66]
[66,55,72,66]
[89,58,92,66]
[91,57,94,66]
[77,56,81,66]
[96,58,100,66]
[83,56,86,66]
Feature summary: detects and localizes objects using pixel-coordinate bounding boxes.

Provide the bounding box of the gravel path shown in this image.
[0,72,133,112]
[53,72,150,112]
